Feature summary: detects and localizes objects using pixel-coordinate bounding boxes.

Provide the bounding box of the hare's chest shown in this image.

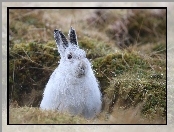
[59,84,90,102]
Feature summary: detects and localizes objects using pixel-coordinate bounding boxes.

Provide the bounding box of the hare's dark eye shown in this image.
[67,54,72,59]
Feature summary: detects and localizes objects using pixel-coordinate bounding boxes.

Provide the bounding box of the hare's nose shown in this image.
[77,61,87,78]
[80,65,85,72]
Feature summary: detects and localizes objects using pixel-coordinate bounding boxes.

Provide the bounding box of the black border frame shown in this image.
[7,6,167,125]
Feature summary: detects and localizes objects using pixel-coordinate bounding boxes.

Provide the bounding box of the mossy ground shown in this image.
[9,9,166,124]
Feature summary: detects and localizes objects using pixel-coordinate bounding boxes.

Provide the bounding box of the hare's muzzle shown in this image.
[77,61,87,78]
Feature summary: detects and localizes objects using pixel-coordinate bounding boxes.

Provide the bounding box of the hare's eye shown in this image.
[67,54,72,59]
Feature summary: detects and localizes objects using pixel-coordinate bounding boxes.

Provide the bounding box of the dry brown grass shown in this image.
[97,104,166,124]
[9,106,88,124]
[9,104,165,124]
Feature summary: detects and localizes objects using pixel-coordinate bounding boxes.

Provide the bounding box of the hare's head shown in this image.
[54,27,89,78]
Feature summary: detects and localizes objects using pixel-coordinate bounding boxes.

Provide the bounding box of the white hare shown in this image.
[40,27,102,119]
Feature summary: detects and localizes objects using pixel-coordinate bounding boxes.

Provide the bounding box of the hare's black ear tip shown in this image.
[54,29,59,32]
[54,29,59,33]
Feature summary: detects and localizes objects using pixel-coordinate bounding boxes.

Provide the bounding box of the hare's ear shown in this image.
[69,27,78,46]
[54,29,68,49]
[54,29,68,55]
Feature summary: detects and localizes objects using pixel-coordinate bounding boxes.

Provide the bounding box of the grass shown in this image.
[9,106,88,124]
[9,104,165,124]
[9,9,166,124]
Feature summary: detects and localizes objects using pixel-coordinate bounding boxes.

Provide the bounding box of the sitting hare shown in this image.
[40,27,102,119]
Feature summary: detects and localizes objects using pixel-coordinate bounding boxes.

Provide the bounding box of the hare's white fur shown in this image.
[40,27,102,119]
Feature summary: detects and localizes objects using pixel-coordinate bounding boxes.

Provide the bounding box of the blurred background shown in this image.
[9,8,166,50]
